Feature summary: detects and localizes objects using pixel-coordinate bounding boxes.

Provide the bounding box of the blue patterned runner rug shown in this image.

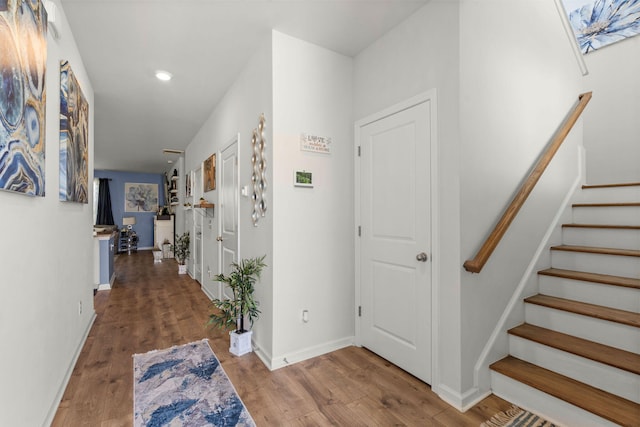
[133,339,255,427]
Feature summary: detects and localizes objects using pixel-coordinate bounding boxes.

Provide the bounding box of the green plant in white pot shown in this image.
[208,255,266,356]
[170,232,190,274]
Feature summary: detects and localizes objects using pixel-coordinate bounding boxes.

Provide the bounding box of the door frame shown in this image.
[354,89,440,385]
[192,166,203,284]
[217,134,241,300]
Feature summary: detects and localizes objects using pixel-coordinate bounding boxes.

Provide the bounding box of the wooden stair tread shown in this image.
[508,323,640,375]
[490,356,640,426]
[538,268,640,290]
[525,294,640,328]
[551,244,640,257]
[582,182,640,189]
[562,223,640,230]
[573,202,640,207]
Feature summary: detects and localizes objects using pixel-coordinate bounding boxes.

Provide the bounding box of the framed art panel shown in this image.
[204,153,215,192]
[125,182,158,212]
[0,0,47,196]
[561,0,640,54]
[294,170,313,187]
[60,60,89,203]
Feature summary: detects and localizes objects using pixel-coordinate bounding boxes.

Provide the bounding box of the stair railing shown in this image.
[463,92,592,273]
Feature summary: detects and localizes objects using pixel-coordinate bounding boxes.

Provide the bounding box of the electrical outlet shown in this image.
[78,300,82,315]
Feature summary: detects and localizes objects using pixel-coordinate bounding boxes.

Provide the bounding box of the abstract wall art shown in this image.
[60,60,89,203]
[203,153,215,192]
[124,182,158,212]
[561,0,640,53]
[251,114,267,226]
[0,0,47,196]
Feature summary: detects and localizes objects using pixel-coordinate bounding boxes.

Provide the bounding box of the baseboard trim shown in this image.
[269,336,354,370]
[253,343,273,371]
[436,384,491,412]
[200,283,215,301]
[43,311,97,427]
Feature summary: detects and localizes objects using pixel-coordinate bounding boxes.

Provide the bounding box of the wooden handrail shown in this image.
[463,92,592,273]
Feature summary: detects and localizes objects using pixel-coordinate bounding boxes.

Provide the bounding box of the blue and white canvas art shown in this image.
[0,0,47,196]
[562,0,640,53]
[125,182,158,212]
[59,60,89,203]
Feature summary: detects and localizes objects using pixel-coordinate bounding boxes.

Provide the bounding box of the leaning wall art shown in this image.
[562,0,640,54]
[60,60,89,203]
[0,0,47,196]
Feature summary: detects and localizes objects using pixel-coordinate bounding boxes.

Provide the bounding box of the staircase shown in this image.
[490,182,640,427]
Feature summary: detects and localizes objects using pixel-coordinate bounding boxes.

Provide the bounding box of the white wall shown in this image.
[271,32,354,365]
[183,37,274,357]
[581,35,640,184]
[0,1,95,425]
[459,0,584,404]
[183,31,355,368]
[353,0,463,401]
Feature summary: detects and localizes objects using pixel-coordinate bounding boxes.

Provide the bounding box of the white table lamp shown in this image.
[123,216,136,230]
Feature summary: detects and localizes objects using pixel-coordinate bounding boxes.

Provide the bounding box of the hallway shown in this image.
[52,251,510,426]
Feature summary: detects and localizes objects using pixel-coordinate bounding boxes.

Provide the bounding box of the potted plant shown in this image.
[170,232,190,274]
[208,255,266,356]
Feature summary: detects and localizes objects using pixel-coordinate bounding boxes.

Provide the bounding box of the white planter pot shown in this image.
[178,264,187,274]
[229,330,253,356]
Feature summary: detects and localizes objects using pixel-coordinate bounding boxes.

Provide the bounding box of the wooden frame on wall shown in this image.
[204,153,215,192]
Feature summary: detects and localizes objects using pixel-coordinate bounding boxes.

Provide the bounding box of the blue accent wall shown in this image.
[95,170,166,249]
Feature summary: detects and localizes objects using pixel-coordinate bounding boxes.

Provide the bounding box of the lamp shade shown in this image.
[122,217,136,226]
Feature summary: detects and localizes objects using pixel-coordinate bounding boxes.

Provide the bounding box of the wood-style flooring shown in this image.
[52,250,511,426]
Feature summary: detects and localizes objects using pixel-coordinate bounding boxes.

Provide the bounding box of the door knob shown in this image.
[416,252,428,262]
[216,236,223,241]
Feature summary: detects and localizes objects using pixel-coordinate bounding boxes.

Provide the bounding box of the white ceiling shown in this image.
[60,0,428,173]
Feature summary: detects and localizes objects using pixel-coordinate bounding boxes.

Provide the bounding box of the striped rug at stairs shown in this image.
[481,405,556,427]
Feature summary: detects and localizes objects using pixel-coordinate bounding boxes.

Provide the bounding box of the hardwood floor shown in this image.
[52,250,511,426]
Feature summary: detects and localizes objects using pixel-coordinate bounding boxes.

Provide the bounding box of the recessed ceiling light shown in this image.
[155,70,172,81]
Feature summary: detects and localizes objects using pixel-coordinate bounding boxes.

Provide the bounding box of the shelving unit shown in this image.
[170,175,179,206]
[118,229,138,254]
[194,203,214,217]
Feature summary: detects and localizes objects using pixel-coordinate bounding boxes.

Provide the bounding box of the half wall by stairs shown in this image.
[490,182,640,427]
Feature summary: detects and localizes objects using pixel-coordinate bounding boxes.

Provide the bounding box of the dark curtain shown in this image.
[96,178,114,225]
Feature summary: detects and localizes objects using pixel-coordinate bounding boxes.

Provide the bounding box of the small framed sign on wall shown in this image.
[294,170,313,188]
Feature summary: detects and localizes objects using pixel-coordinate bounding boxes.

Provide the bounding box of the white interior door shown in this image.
[193,167,203,283]
[218,137,240,300]
[358,98,432,383]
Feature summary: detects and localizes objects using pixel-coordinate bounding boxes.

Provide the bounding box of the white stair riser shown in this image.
[509,336,640,403]
[551,250,640,278]
[572,205,640,226]
[524,304,640,353]
[539,276,640,312]
[579,186,640,204]
[490,371,620,427]
[562,226,640,251]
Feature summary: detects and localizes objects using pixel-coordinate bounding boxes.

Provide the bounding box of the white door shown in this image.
[218,137,240,300]
[357,98,432,383]
[193,167,203,283]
